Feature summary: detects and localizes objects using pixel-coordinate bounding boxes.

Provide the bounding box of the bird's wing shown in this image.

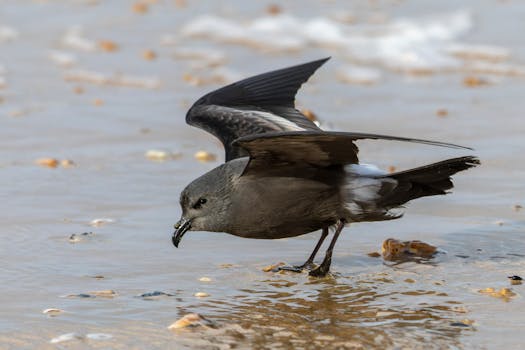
[186,58,329,161]
[233,131,472,176]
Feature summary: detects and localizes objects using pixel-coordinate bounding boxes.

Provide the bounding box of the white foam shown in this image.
[179,11,521,75]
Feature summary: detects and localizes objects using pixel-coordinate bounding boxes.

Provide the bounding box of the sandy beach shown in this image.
[1,0,524,348]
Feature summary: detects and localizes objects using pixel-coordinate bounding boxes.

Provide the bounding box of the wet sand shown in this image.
[1,0,524,349]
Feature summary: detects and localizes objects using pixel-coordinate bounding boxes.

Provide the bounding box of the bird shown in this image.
[172,57,479,277]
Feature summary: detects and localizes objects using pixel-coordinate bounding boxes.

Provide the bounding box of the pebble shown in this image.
[508,275,523,285]
[137,291,174,299]
[194,150,217,162]
[42,308,65,316]
[64,290,117,298]
[168,313,215,330]
[194,292,210,298]
[64,293,94,299]
[69,232,94,243]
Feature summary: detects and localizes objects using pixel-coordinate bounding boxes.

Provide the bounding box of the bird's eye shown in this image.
[193,198,207,209]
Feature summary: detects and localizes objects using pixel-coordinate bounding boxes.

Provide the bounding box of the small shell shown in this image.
[73,86,84,94]
[142,49,157,60]
[86,333,113,340]
[36,158,59,168]
[60,159,76,168]
[168,313,214,330]
[89,218,115,227]
[262,262,285,272]
[43,308,65,316]
[50,333,84,344]
[93,98,104,106]
[367,252,381,258]
[436,108,449,117]
[266,4,282,15]
[478,287,516,300]
[132,2,149,13]
[463,76,490,87]
[194,292,209,298]
[199,277,212,282]
[194,151,217,162]
[145,149,169,161]
[98,40,118,52]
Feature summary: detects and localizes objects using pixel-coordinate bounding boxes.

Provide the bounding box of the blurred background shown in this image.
[1,0,524,349]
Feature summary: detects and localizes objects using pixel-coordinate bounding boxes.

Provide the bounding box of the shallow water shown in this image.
[1,0,524,349]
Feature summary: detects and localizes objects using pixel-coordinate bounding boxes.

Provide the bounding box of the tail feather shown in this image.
[377,156,480,208]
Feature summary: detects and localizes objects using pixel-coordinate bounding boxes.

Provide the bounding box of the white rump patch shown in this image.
[346,163,386,177]
[342,166,397,218]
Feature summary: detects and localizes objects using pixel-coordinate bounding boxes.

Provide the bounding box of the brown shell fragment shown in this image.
[381,238,437,261]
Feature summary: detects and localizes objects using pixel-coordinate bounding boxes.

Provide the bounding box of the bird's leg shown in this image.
[277,227,329,273]
[309,220,346,277]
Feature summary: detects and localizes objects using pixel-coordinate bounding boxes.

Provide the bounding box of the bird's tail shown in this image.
[377,156,480,208]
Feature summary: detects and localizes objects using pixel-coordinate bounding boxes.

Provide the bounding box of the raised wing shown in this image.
[186,58,329,161]
[233,131,472,176]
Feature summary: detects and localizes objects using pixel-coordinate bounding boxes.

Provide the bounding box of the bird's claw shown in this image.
[275,262,316,273]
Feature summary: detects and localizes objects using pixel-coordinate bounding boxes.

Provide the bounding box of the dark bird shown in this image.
[172,57,479,277]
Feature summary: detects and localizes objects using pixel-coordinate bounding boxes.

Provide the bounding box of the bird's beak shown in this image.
[172,218,192,248]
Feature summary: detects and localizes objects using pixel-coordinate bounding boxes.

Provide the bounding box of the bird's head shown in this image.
[172,163,236,248]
